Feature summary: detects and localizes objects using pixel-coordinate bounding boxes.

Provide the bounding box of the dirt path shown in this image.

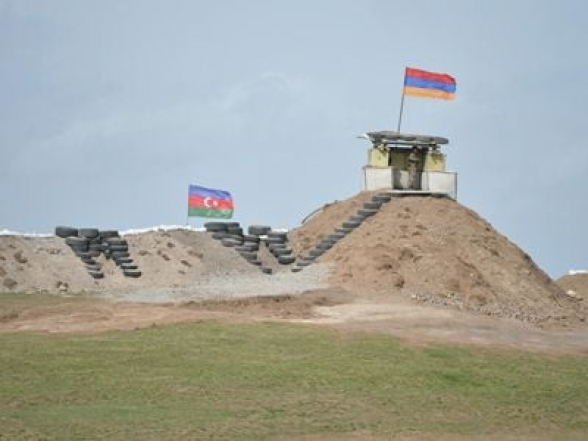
[293,300,588,355]
[2,290,587,355]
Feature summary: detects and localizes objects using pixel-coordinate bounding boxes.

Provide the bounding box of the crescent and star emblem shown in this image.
[203,197,218,208]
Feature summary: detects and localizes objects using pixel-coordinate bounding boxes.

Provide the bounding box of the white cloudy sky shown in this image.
[1,0,587,277]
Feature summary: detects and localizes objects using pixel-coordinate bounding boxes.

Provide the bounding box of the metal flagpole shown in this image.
[186,185,190,226]
[396,84,406,133]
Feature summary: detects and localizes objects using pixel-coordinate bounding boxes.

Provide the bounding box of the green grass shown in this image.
[1,309,588,439]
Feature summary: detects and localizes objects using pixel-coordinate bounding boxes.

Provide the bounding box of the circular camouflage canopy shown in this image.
[361,131,449,147]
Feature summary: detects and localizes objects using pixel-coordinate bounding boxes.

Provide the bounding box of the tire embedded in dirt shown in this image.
[204,222,229,232]
[79,228,99,239]
[55,226,78,238]
[277,255,295,265]
[248,225,271,236]
[123,269,142,278]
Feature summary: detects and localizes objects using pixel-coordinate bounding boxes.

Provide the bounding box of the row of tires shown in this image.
[55,226,141,279]
[204,222,295,272]
[204,222,274,237]
[292,192,393,272]
[206,225,271,274]
[262,232,295,265]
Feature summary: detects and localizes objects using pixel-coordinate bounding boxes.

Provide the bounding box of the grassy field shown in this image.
[1,297,588,439]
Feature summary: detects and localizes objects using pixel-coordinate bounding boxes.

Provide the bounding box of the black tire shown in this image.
[123,270,142,278]
[55,226,78,238]
[204,222,228,232]
[221,238,240,247]
[211,232,227,240]
[243,235,260,243]
[268,231,288,240]
[268,243,287,251]
[243,238,261,248]
[316,243,332,251]
[363,201,382,210]
[342,221,360,229]
[106,237,127,246]
[348,215,365,223]
[334,228,351,235]
[277,255,295,265]
[273,248,292,256]
[79,228,99,239]
[309,249,323,258]
[237,244,258,252]
[296,259,312,267]
[111,251,130,259]
[357,209,378,217]
[120,264,138,270]
[239,251,258,260]
[65,237,88,246]
[248,259,262,266]
[332,232,346,240]
[291,267,303,273]
[373,193,392,203]
[114,258,133,265]
[98,230,119,238]
[248,225,271,236]
[85,264,101,272]
[109,245,128,252]
[87,250,101,258]
[260,267,273,275]
[265,237,286,245]
[88,270,104,279]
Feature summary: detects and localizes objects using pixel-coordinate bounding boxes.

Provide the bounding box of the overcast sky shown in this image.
[1,0,587,277]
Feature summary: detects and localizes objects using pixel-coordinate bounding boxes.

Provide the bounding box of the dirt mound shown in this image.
[0,230,250,293]
[0,229,327,300]
[290,192,585,325]
[557,273,588,301]
[1,194,585,326]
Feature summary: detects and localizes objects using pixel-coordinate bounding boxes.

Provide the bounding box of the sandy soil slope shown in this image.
[556,272,588,301]
[0,229,327,301]
[290,193,586,325]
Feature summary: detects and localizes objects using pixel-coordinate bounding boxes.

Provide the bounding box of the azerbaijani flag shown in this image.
[403,67,456,100]
[188,185,234,219]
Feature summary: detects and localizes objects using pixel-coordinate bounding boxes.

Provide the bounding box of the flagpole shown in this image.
[186,185,190,226]
[396,86,406,133]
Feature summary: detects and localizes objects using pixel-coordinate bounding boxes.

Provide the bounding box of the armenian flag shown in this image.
[403,67,456,100]
[188,185,234,219]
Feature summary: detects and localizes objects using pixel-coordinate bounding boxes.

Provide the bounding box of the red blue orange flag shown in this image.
[403,67,456,100]
[188,185,234,219]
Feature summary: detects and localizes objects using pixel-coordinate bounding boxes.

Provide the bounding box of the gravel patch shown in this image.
[99,263,331,303]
